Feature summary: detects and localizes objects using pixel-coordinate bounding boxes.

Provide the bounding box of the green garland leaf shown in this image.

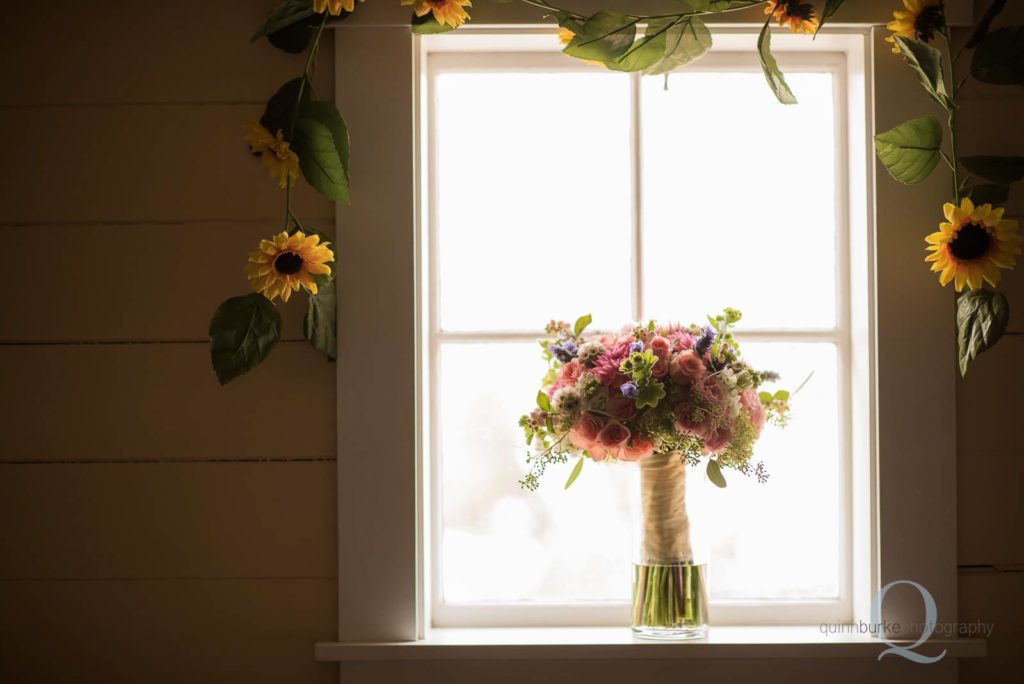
[757,20,798,105]
[564,457,585,490]
[646,17,712,75]
[294,110,350,204]
[966,0,1008,49]
[706,458,727,488]
[209,293,283,385]
[894,36,951,110]
[971,26,1024,85]
[957,289,1009,377]
[260,77,311,141]
[304,279,337,362]
[815,0,848,36]
[411,13,457,34]
[564,11,637,63]
[961,155,1024,186]
[874,116,943,185]
[605,19,670,72]
[252,0,316,42]
[966,183,1010,206]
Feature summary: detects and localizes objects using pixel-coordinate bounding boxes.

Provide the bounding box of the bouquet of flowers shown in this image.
[517,309,790,492]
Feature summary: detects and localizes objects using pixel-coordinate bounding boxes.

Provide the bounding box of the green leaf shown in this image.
[706,459,727,488]
[684,0,760,9]
[967,183,1010,206]
[792,370,814,395]
[874,116,943,185]
[961,155,1024,185]
[605,20,669,72]
[304,279,337,361]
[646,17,712,75]
[548,10,585,35]
[536,390,552,412]
[268,17,316,54]
[574,314,592,337]
[209,293,283,385]
[773,389,790,402]
[815,0,847,36]
[971,26,1024,85]
[411,12,457,34]
[564,11,637,62]
[966,0,1008,49]
[300,100,350,183]
[564,457,585,490]
[294,116,349,203]
[635,382,666,409]
[757,20,798,105]
[957,289,1009,377]
[758,390,773,404]
[252,0,316,41]
[894,36,951,110]
[259,77,311,141]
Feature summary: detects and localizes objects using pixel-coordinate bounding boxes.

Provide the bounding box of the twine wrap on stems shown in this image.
[639,453,692,564]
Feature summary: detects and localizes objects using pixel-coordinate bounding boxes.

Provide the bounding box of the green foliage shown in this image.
[605,20,670,72]
[966,0,1008,50]
[971,26,1024,85]
[706,458,727,488]
[260,78,311,140]
[966,183,1010,206]
[960,155,1024,186]
[635,381,667,410]
[815,0,848,36]
[574,314,592,337]
[874,116,943,185]
[894,36,951,110]
[685,0,760,10]
[563,11,637,62]
[564,456,585,490]
[411,13,457,34]
[536,390,552,412]
[209,293,283,385]
[294,103,351,204]
[252,0,316,42]
[757,18,798,105]
[304,280,337,361]
[957,289,1009,377]
[645,18,712,76]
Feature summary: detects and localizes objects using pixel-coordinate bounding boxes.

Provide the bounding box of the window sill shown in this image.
[315,626,985,661]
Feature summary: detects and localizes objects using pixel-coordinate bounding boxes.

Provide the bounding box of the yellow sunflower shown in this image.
[886,0,945,54]
[244,120,300,189]
[402,0,472,28]
[925,198,1021,291]
[246,231,335,302]
[312,0,363,15]
[765,0,819,35]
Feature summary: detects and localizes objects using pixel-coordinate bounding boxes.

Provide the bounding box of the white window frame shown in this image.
[325,2,969,667]
[422,36,866,629]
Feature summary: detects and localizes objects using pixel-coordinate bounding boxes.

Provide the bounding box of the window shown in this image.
[422,33,870,629]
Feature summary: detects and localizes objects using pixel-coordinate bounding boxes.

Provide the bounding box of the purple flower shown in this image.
[548,341,578,364]
[629,341,644,353]
[620,382,639,399]
[694,326,715,357]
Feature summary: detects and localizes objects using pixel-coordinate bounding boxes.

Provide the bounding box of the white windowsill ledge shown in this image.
[315,626,986,661]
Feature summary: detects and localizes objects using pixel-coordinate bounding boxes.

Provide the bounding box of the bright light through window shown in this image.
[427,46,855,624]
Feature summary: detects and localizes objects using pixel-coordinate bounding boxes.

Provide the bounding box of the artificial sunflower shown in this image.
[885,0,945,54]
[246,231,335,302]
[312,0,363,15]
[402,0,472,28]
[244,120,300,189]
[765,0,819,35]
[925,198,1021,292]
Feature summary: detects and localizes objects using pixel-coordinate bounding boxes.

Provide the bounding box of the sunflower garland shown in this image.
[925,198,1021,292]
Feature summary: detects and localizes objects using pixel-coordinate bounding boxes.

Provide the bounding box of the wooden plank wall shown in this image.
[0,2,338,682]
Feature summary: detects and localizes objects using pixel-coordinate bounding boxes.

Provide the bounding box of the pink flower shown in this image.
[597,421,630,449]
[569,412,606,460]
[669,350,706,385]
[558,359,582,385]
[606,391,637,421]
[740,388,767,438]
[650,336,671,358]
[592,341,631,386]
[674,401,712,440]
[666,330,695,351]
[621,433,655,461]
[695,374,726,406]
[702,425,732,455]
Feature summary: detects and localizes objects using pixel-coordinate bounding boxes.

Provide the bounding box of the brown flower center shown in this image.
[949,223,991,261]
[274,251,304,275]
[782,0,815,20]
[914,5,945,42]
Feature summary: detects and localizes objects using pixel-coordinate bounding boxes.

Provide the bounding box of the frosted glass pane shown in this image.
[437,341,841,604]
[641,72,838,330]
[435,72,633,331]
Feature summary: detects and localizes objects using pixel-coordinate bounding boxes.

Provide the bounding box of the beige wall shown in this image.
[1,1,1021,682]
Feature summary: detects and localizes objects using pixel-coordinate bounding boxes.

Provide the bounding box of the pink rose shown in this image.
[558,359,582,385]
[695,375,725,406]
[740,388,767,438]
[606,391,637,421]
[674,402,712,440]
[621,433,655,461]
[597,421,631,449]
[669,350,706,385]
[569,413,606,461]
[650,336,671,358]
[702,425,732,455]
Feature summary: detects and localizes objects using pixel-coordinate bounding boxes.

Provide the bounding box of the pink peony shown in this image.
[740,388,767,438]
[606,391,638,421]
[669,350,706,385]
[620,433,655,461]
[702,425,732,455]
[597,421,631,449]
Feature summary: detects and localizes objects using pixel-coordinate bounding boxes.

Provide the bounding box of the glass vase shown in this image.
[631,454,709,640]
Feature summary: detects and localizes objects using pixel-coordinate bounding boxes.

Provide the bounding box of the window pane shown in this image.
[435,71,633,331]
[640,72,838,329]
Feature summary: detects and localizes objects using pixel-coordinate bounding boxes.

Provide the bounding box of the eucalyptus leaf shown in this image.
[894,36,951,109]
[757,21,798,105]
[304,279,337,361]
[564,457,585,490]
[564,11,637,62]
[967,183,1010,206]
[957,289,1009,377]
[209,293,283,385]
[706,459,727,488]
[646,17,712,75]
[971,26,1024,85]
[961,155,1024,185]
[294,116,349,203]
[874,116,943,185]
